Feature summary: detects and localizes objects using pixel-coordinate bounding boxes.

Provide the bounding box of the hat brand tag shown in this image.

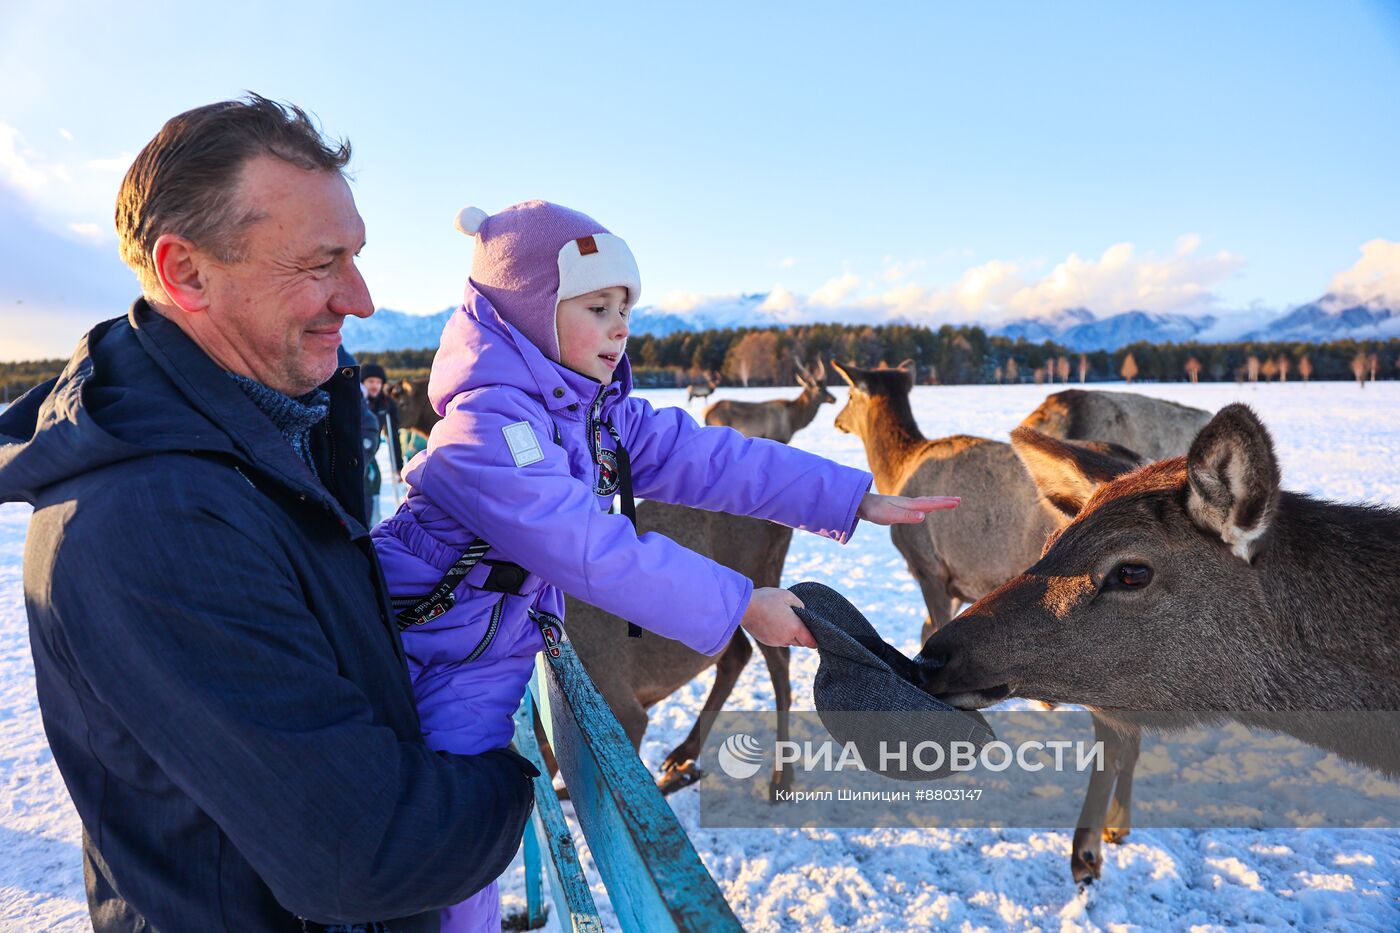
[502,421,544,467]
[576,235,599,256]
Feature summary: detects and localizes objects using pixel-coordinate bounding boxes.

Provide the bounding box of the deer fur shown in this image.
[921,406,1400,877]
[704,360,835,443]
[831,361,1214,882]
[565,501,797,793]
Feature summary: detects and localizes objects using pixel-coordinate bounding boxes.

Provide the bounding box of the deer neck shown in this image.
[1254,494,1400,707]
[785,388,825,434]
[856,396,928,494]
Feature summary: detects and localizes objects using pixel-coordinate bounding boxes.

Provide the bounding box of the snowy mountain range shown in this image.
[342,294,1399,354]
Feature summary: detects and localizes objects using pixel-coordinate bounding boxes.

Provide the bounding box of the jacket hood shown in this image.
[0,300,350,512]
[428,286,633,417]
[0,308,239,505]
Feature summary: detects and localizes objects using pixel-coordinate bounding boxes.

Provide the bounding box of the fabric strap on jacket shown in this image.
[603,420,642,638]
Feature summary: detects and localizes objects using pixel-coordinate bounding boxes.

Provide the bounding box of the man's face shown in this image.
[199,156,372,396]
[556,287,629,383]
[362,376,384,397]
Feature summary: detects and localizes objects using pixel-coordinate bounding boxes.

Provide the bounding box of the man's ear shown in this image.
[152,234,211,313]
[1186,404,1280,561]
[1010,427,1142,519]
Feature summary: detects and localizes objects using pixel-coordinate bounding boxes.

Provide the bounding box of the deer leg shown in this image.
[656,631,753,794]
[916,575,956,646]
[1070,716,1133,885]
[1103,731,1140,845]
[755,643,793,795]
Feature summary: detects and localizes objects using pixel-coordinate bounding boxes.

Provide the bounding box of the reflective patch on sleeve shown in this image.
[502,421,545,467]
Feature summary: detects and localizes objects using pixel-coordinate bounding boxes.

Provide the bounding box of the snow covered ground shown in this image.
[3,381,1399,931]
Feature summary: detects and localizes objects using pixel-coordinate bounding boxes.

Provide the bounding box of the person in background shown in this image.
[360,362,402,523]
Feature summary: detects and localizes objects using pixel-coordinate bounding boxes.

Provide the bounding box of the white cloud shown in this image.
[58,128,74,142]
[643,235,1246,329]
[777,256,798,268]
[67,221,104,240]
[808,272,860,307]
[0,123,55,192]
[881,257,927,282]
[1325,239,1400,307]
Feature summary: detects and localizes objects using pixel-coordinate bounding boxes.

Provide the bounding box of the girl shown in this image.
[370,201,956,931]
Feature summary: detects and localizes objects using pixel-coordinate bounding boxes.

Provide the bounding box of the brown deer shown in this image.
[387,378,440,447]
[922,406,1400,876]
[565,501,797,794]
[1020,388,1210,461]
[830,361,1212,882]
[704,360,835,442]
[686,371,720,405]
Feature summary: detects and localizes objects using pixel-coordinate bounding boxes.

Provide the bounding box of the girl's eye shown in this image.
[589,306,606,314]
[1109,563,1153,589]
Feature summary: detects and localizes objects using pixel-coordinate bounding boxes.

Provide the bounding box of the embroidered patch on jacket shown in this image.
[502,421,544,467]
[595,446,620,495]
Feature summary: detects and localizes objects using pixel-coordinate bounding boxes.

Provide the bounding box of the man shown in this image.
[360,362,403,523]
[0,96,535,932]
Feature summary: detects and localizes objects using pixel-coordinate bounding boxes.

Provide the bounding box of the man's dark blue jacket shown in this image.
[0,300,536,932]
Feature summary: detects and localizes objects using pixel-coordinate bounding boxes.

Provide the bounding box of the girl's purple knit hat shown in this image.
[455,200,641,361]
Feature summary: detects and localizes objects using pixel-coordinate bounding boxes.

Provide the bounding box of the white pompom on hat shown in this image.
[453,200,641,362]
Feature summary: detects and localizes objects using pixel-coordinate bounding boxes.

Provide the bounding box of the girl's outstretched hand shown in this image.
[858,492,960,525]
[740,587,817,649]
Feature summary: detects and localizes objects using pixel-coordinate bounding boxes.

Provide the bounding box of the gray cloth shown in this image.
[791,581,994,780]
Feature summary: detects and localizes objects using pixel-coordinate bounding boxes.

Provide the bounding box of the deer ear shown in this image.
[830,359,859,389]
[1185,404,1280,561]
[1010,428,1142,519]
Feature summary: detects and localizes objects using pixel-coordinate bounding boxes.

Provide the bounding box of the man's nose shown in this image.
[333,263,375,319]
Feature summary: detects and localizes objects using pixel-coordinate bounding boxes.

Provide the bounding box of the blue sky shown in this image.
[2,1,1399,360]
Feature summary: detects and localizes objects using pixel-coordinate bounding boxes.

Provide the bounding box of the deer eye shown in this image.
[1111,563,1153,589]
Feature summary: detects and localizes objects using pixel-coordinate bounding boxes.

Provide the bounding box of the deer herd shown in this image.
[390,359,1399,886]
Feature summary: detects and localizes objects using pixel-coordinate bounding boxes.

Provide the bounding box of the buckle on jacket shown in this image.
[480,560,528,595]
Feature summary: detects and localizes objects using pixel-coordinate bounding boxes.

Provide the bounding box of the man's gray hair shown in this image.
[116,93,351,297]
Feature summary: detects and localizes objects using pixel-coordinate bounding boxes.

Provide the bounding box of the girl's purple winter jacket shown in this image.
[372,288,872,686]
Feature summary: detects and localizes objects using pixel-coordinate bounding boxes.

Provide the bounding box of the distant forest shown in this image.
[4,323,1398,399]
[354,323,1400,389]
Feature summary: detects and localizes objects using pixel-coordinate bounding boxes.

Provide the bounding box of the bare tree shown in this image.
[1352,351,1367,388]
[1120,352,1139,385]
[1078,354,1088,384]
[993,365,1003,385]
[1056,356,1071,384]
[724,331,780,387]
[1370,352,1380,382]
[1184,356,1202,384]
[1246,355,1260,383]
[1261,358,1278,382]
[1033,366,1045,385]
[1005,358,1019,384]
[1298,355,1313,383]
[1276,354,1290,383]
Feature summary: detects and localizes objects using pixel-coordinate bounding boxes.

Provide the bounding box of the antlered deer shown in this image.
[704,360,835,443]
[686,372,720,405]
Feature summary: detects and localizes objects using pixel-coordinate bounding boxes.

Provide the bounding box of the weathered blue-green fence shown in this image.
[511,641,743,932]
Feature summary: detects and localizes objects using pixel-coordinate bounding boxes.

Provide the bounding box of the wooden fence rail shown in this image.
[512,641,743,932]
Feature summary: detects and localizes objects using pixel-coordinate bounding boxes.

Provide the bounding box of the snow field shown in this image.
[2,381,1398,930]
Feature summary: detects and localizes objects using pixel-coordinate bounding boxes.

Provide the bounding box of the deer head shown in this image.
[794,358,836,404]
[919,404,1289,712]
[830,360,914,438]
